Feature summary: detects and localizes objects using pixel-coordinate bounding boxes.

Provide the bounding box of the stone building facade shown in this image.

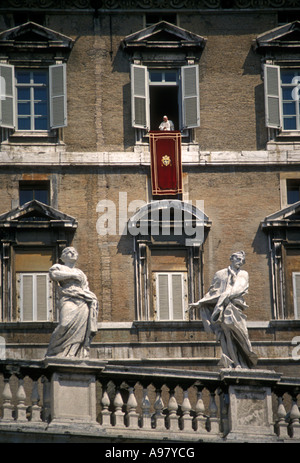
[0,0,300,379]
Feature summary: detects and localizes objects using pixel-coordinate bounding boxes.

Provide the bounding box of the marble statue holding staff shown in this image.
[189,251,257,369]
[46,247,99,359]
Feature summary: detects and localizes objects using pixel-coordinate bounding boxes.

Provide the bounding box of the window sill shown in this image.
[0,321,57,331]
[1,130,64,146]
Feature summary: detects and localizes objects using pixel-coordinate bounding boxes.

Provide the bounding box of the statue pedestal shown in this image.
[44,358,107,430]
[220,369,281,442]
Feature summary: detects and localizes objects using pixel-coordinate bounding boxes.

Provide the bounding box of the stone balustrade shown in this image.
[0,358,299,443]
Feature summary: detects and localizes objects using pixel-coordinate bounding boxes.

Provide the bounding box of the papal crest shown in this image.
[161,155,172,167]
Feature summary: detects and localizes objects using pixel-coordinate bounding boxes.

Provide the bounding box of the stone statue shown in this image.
[46,247,99,359]
[189,251,257,369]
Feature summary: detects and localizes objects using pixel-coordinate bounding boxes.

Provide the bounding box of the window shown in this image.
[292,272,300,319]
[16,70,49,131]
[19,181,50,206]
[154,272,187,320]
[131,64,200,132]
[17,272,52,322]
[287,179,300,204]
[264,64,300,132]
[0,63,67,131]
[14,248,55,322]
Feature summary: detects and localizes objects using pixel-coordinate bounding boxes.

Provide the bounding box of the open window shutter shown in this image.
[264,64,281,129]
[131,64,149,129]
[293,272,300,319]
[0,64,15,129]
[181,64,200,129]
[49,63,67,129]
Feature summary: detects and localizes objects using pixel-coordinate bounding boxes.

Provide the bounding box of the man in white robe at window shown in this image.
[159,115,174,131]
[189,251,257,369]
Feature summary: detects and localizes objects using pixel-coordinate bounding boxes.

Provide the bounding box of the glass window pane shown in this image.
[33,72,47,84]
[19,189,34,205]
[18,102,31,116]
[150,72,163,82]
[18,117,31,130]
[17,87,30,100]
[282,87,295,101]
[165,72,177,82]
[283,102,296,115]
[281,70,297,84]
[34,102,47,116]
[287,190,300,204]
[34,189,49,204]
[283,117,297,130]
[34,87,47,100]
[34,117,48,130]
[16,71,31,84]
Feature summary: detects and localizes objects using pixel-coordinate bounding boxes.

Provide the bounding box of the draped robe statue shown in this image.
[46,247,99,359]
[190,251,257,369]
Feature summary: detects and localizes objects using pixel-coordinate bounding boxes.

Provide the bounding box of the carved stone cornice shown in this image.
[1,0,300,10]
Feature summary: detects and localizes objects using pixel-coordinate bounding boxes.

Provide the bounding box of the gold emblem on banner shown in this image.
[161,155,172,167]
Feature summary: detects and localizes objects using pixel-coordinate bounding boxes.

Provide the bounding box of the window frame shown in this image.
[0,62,67,133]
[154,271,188,321]
[292,271,300,319]
[264,63,300,133]
[15,68,49,131]
[17,271,52,322]
[131,63,200,136]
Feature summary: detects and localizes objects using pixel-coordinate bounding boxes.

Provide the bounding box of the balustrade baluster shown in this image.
[208,389,220,434]
[275,394,288,439]
[193,387,207,433]
[41,376,51,423]
[1,373,14,422]
[288,394,300,439]
[125,386,139,429]
[16,376,27,422]
[100,385,112,427]
[141,387,151,430]
[180,389,193,432]
[153,387,165,430]
[30,377,42,423]
[112,387,125,428]
[166,389,178,431]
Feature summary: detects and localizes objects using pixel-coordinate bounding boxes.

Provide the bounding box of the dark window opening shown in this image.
[150,86,179,131]
[287,179,300,205]
[19,181,50,206]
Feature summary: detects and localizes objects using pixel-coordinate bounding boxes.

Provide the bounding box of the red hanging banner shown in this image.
[149,131,183,196]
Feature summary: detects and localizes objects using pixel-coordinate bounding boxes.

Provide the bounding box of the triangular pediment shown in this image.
[0,200,77,228]
[261,200,300,229]
[254,21,300,51]
[122,21,206,51]
[0,21,74,49]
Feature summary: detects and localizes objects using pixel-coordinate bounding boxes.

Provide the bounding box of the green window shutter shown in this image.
[131,64,149,129]
[49,63,67,129]
[0,64,15,129]
[264,64,281,129]
[181,64,200,129]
